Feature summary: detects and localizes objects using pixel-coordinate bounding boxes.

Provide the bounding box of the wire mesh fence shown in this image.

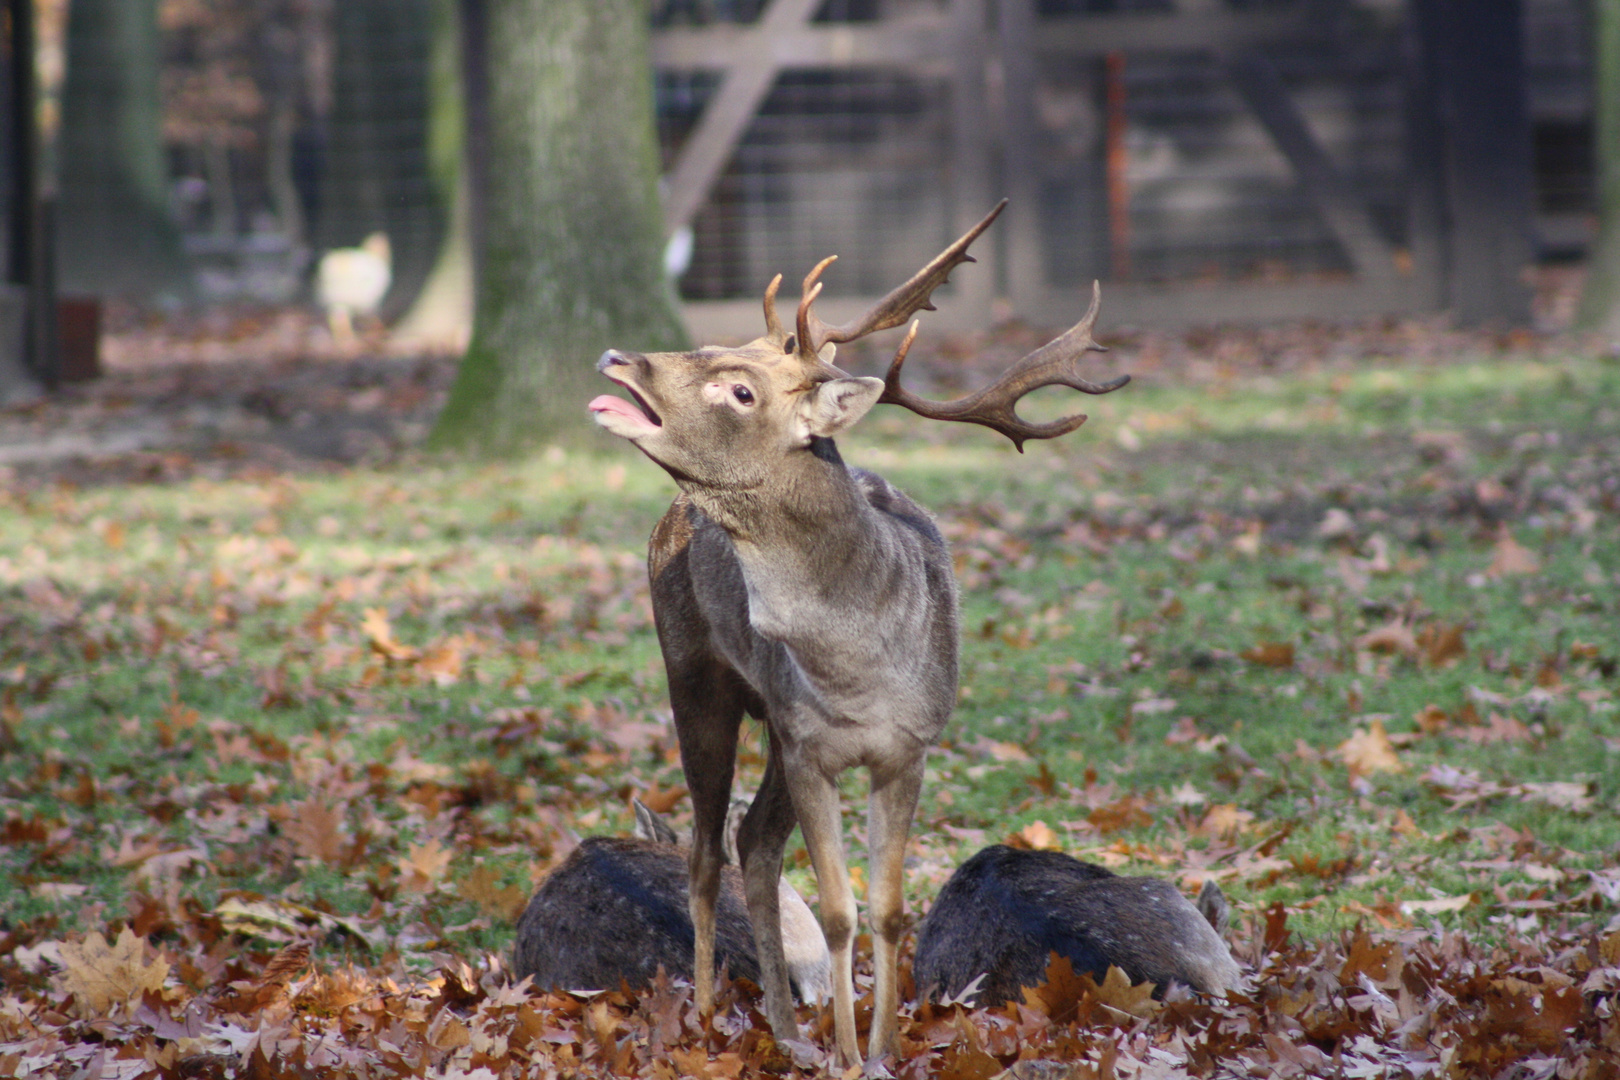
[0,0,1602,334]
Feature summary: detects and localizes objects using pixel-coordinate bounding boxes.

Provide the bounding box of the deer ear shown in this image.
[799,377,884,441]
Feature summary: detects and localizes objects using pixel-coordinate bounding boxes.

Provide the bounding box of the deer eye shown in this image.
[731,385,755,405]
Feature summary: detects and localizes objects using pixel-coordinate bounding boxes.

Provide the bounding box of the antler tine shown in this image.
[795,200,1009,365]
[796,256,836,357]
[762,273,785,341]
[878,281,1130,453]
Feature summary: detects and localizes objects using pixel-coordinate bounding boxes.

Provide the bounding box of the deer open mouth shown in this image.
[588,384,662,433]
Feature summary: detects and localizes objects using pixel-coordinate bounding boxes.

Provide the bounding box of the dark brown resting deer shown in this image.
[511,799,830,1002]
[912,845,1242,1008]
[587,200,1128,1066]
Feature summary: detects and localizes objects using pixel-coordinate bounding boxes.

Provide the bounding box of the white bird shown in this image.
[317,232,391,347]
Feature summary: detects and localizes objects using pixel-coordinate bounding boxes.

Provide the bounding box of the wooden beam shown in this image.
[659,0,824,238]
[1016,280,1417,330]
[683,278,1420,340]
[652,10,1312,73]
[1225,52,1397,287]
[1033,10,1314,56]
[1407,0,1535,325]
[652,18,948,72]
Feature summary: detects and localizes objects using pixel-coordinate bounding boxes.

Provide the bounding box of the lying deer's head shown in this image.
[589,201,1128,489]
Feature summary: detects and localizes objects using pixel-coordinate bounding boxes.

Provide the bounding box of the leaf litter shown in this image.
[1,304,1619,1074]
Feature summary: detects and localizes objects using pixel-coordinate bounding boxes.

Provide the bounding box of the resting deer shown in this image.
[912,845,1242,1007]
[512,799,830,1002]
[588,200,1128,1065]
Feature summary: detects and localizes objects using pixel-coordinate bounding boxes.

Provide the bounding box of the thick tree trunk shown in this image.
[56,0,188,299]
[430,0,688,453]
[1577,0,1620,334]
[316,0,439,325]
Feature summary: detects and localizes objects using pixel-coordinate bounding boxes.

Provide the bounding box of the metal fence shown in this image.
[2,0,1602,345]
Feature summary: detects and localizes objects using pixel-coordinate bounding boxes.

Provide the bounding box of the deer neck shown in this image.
[688,438,871,555]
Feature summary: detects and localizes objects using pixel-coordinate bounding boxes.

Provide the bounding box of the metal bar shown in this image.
[659,0,824,238]
[1225,52,1396,286]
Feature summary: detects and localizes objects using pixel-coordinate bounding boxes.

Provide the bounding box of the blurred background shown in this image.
[0,0,1602,397]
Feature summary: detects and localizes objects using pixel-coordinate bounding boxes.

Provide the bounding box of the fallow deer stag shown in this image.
[588,200,1128,1066]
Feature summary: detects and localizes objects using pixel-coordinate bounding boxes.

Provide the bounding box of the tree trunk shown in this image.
[316,0,439,324]
[430,0,688,453]
[1578,0,1620,334]
[393,0,474,352]
[56,0,188,299]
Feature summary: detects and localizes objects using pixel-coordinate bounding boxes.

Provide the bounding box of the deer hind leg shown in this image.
[785,764,860,1068]
[866,759,924,1062]
[669,664,745,1016]
[734,734,798,1040]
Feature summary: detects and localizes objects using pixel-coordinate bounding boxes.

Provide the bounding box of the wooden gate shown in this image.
[653,0,1540,336]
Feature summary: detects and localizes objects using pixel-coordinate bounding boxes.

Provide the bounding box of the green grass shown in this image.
[1,348,1616,965]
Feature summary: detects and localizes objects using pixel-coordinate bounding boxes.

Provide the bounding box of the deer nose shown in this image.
[597,349,629,373]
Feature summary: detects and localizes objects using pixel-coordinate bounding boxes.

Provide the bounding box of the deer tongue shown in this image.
[588,394,661,433]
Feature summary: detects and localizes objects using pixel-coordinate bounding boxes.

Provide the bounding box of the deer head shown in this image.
[589,200,1129,487]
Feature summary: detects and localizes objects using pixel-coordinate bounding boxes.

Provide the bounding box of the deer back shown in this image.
[513,836,760,994]
[913,845,1241,1007]
[513,806,831,1003]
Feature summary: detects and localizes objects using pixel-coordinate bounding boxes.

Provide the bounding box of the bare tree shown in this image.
[430,0,687,452]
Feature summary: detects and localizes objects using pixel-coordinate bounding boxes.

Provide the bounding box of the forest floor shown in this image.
[1,280,1618,1078]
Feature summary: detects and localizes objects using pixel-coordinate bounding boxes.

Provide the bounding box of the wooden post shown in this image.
[6,0,56,387]
[998,0,1042,313]
[1104,51,1130,282]
[950,0,996,321]
[1407,0,1535,324]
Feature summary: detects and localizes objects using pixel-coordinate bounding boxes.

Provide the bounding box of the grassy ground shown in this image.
[1,342,1617,981]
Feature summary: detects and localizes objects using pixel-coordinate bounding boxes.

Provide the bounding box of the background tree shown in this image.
[1578,0,1620,334]
[430,0,687,453]
[316,0,440,323]
[57,0,189,298]
[393,0,474,351]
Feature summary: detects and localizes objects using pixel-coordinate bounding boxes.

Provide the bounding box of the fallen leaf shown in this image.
[362,607,417,662]
[1240,641,1295,669]
[1419,622,1467,667]
[1006,820,1062,851]
[283,800,349,863]
[462,864,530,922]
[399,839,454,892]
[1400,893,1472,915]
[1197,804,1255,839]
[635,780,687,815]
[1517,781,1594,813]
[56,928,169,1015]
[1338,718,1405,777]
[1356,621,1419,660]
[1093,964,1160,1019]
[1488,528,1541,577]
[1413,704,1449,735]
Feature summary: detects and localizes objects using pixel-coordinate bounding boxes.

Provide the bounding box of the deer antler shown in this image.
[878,281,1130,452]
[791,200,1009,377]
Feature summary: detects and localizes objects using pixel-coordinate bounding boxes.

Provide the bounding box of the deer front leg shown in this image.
[669,666,744,1016]
[866,760,924,1062]
[786,766,860,1068]
[735,741,798,1039]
